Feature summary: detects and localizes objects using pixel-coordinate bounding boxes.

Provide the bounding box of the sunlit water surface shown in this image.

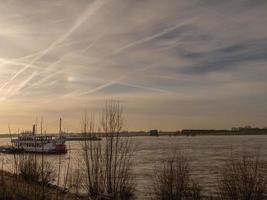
[1,135,267,199]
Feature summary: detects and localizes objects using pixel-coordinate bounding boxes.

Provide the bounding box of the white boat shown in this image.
[0,119,67,154]
[10,132,67,154]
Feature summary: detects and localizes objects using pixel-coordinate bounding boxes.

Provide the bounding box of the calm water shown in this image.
[0,135,267,199]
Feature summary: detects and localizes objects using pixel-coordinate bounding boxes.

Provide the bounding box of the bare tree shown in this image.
[216,151,267,200]
[67,159,84,197]
[152,151,202,200]
[81,112,105,198]
[81,100,135,200]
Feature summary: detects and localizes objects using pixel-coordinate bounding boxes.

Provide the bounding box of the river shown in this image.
[0,135,267,199]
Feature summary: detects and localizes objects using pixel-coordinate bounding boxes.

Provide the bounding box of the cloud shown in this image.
[0,0,267,131]
[180,38,267,74]
[112,18,198,55]
[0,0,108,92]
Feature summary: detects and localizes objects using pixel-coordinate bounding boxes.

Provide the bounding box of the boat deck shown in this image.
[0,145,66,154]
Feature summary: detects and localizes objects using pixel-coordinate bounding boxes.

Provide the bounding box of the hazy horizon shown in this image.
[0,0,267,133]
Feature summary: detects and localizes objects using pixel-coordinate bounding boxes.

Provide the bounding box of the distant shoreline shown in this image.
[0,131,267,138]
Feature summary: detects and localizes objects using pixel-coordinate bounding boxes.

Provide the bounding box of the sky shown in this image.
[0,0,267,133]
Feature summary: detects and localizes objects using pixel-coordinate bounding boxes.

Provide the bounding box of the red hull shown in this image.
[55,144,67,154]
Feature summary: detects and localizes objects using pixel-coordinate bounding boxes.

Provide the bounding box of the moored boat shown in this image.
[0,119,67,154]
[9,132,67,154]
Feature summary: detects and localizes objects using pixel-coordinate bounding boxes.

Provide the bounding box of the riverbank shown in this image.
[0,170,82,200]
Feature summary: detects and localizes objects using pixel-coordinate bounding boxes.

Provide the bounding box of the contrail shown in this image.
[10,26,108,95]
[27,61,65,89]
[159,38,183,51]
[78,65,170,96]
[5,72,38,98]
[0,58,40,69]
[14,51,42,61]
[25,33,106,91]
[5,58,64,96]
[84,19,199,95]
[78,80,172,96]
[121,82,171,94]
[68,19,196,97]
[15,37,89,61]
[81,28,109,53]
[80,80,117,96]
[77,17,198,81]
[0,0,107,91]
[112,17,198,55]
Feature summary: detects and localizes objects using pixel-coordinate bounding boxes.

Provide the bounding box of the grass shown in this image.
[0,167,79,200]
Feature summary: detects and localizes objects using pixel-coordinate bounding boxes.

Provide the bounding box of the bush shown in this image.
[217,151,267,200]
[18,155,55,184]
[152,152,202,200]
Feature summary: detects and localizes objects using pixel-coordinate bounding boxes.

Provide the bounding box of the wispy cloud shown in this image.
[0,0,108,92]
[0,0,267,131]
[112,18,198,55]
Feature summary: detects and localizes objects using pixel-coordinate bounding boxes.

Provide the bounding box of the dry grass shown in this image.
[0,168,78,200]
[216,151,267,200]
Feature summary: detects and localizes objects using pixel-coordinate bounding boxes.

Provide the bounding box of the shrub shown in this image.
[18,155,55,184]
[152,152,202,200]
[217,151,267,200]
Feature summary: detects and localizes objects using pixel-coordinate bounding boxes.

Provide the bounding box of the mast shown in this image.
[59,118,62,136]
[32,124,36,136]
[35,118,38,135]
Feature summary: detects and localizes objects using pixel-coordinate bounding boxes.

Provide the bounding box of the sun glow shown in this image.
[67,76,74,82]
